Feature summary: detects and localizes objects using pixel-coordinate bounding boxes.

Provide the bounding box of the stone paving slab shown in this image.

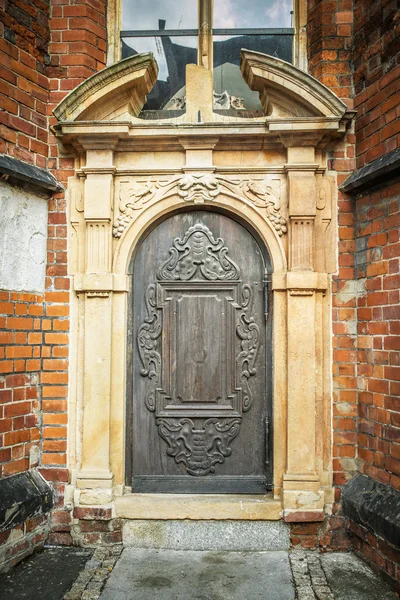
[321,552,398,600]
[99,548,295,600]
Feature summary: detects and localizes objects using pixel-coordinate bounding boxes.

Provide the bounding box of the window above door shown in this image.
[108,0,306,112]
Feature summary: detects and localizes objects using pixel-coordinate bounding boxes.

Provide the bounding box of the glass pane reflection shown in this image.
[213,34,293,111]
[214,0,293,29]
[121,36,197,110]
[122,0,198,30]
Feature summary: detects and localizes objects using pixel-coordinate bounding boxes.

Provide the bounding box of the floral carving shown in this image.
[158,223,240,281]
[156,417,241,476]
[237,284,260,411]
[177,174,221,203]
[113,174,287,238]
[113,180,157,238]
[137,284,162,412]
[242,180,287,236]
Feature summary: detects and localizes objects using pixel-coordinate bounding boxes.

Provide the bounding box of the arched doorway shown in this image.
[127,210,273,494]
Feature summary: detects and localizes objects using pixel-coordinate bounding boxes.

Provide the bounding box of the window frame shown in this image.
[107,0,307,70]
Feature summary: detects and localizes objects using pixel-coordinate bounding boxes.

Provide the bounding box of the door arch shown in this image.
[126,209,273,493]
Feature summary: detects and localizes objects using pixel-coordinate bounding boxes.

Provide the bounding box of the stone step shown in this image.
[123,520,290,552]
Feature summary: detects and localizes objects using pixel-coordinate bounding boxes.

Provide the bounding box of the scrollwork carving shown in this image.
[237,284,260,411]
[137,284,162,411]
[156,417,241,476]
[158,223,240,281]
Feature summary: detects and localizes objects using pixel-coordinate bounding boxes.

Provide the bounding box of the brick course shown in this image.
[353,0,400,168]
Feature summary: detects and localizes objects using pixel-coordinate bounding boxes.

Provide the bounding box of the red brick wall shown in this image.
[0,0,50,168]
[0,0,106,571]
[356,183,400,490]
[0,290,71,473]
[307,0,354,106]
[353,0,400,168]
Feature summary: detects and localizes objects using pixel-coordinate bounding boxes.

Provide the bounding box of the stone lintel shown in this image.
[77,136,120,152]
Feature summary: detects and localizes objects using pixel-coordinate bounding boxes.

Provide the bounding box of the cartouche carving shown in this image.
[243,180,287,236]
[237,284,260,411]
[156,417,241,476]
[113,180,157,238]
[158,223,239,281]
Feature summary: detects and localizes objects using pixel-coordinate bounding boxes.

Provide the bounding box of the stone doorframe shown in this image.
[54,50,354,522]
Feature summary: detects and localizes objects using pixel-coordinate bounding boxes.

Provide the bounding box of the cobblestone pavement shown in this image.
[63,546,122,600]
[289,550,335,600]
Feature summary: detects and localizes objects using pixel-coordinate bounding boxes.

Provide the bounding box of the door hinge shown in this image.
[263,270,271,320]
[265,415,270,465]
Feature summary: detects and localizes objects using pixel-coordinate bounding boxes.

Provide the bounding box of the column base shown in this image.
[282,473,325,522]
[76,469,114,489]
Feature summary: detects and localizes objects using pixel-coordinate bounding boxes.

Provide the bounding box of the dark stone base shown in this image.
[0,470,53,533]
[342,474,400,549]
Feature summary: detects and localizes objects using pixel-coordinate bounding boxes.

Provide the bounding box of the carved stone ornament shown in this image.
[113,175,287,239]
[158,223,239,281]
[168,91,245,111]
[177,174,221,203]
[156,417,241,476]
[137,223,260,476]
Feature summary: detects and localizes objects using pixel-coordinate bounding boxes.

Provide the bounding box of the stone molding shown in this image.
[240,50,348,119]
[53,53,158,122]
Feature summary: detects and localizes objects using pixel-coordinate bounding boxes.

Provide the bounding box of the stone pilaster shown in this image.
[76,149,115,493]
[281,146,327,521]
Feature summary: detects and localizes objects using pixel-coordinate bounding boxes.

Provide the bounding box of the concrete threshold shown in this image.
[115,493,282,520]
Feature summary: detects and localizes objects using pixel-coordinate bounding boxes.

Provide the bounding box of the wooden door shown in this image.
[127,211,272,493]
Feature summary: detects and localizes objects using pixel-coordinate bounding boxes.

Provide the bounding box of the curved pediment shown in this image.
[53,54,158,122]
[240,50,347,119]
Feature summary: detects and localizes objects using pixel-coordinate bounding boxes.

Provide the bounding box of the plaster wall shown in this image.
[0,182,48,293]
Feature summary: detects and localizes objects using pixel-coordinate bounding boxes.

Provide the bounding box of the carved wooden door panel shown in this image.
[128,211,272,493]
